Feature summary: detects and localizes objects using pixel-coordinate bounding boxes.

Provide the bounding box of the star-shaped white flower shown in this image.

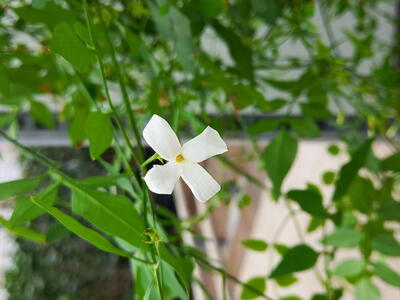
[143,114,228,202]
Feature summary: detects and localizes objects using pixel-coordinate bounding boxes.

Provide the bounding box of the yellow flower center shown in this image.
[175,154,185,163]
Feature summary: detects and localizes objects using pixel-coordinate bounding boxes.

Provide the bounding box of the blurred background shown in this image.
[1,0,400,299]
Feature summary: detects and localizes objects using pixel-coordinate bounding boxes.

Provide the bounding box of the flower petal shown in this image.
[181,163,220,202]
[143,114,181,160]
[144,162,181,194]
[182,126,228,163]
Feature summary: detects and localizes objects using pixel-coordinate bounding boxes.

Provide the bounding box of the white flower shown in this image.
[143,114,228,202]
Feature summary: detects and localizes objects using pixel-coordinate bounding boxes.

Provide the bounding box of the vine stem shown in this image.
[95,2,145,163]
[82,0,142,170]
[89,0,159,233]
[82,2,163,298]
[75,71,143,197]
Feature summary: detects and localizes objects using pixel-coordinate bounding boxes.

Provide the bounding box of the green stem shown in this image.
[141,153,163,169]
[75,69,143,197]
[95,2,145,162]
[154,244,165,300]
[90,2,158,244]
[222,273,228,300]
[217,156,267,189]
[234,111,263,157]
[0,131,64,174]
[322,223,333,299]
[82,0,142,170]
[112,138,143,198]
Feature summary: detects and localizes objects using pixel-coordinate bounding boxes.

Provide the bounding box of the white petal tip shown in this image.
[143,162,181,195]
[181,163,221,203]
[196,184,221,203]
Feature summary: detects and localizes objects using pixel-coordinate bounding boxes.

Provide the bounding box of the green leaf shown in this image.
[264,79,300,94]
[70,184,192,291]
[240,277,266,299]
[148,76,160,114]
[160,259,190,300]
[355,278,380,300]
[70,185,148,252]
[270,244,319,278]
[333,139,372,201]
[289,117,320,138]
[238,194,252,209]
[279,297,303,300]
[98,159,137,197]
[347,176,376,214]
[134,262,157,299]
[32,196,132,258]
[274,243,289,255]
[248,119,280,135]
[50,22,96,73]
[328,144,340,156]
[377,200,400,221]
[29,100,55,128]
[287,189,327,217]
[133,257,189,300]
[275,274,298,287]
[32,0,46,9]
[47,222,70,243]
[322,227,364,248]
[332,259,365,278]
[116,228,193,296]
[0,69,11,98]
[241,239,268,252]
[263,130,298,199]
[381,152,400,172]
[307,217,325,233]
[73,21,91,46]
[0,112,16,129]
[150,3,195,72]
[301,102,332,120]
[228,83,264,109]
[85,112,113,159]
[252,0,281,25]
[68,108,88,146]
[213,21,253,82]
[0,177,41,201]
[372,261,400,287]
[322,171,335,185]
[158,245,194,294]
[372,233,400,257]
[77,175,130,188]
[10,183,58,226]
[0,216,46,243]
[187,0,226,19]
[256,98,287,112]
[14,2,76,29]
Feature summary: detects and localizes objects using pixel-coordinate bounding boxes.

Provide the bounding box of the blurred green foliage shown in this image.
[5,148,132,300]
[0,0,399,299]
